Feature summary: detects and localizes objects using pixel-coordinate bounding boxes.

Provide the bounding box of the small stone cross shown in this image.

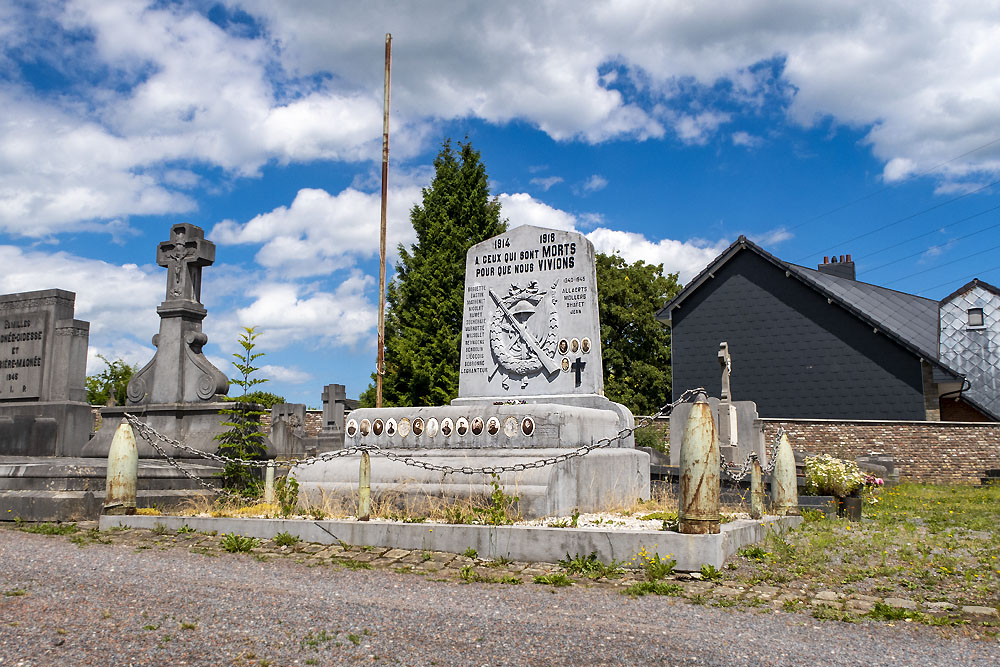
[571,357,586,387]
[718,342,732,401]
[156,224,215,303]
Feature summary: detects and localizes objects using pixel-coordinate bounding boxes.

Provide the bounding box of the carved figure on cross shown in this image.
[718,341,732,401]
[156,224,215,303]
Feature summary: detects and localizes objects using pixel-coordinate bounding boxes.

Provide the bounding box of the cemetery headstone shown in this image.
[669,341,766,468]
[0,289,91,456]
[298,226,645,518]
[83,223,230,458]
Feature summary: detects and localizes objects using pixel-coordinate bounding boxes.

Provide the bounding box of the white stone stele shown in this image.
[296,225,645,518]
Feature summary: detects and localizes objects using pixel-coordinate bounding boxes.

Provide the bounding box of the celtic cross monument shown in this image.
[83,223,229,457]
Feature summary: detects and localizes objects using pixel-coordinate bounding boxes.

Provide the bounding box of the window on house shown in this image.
[968,308,984,327]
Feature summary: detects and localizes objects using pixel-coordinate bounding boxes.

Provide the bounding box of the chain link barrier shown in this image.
[719,427,786,482]
[124,387,710,479]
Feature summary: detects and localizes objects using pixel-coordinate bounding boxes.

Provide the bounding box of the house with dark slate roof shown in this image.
[656,237,999,422]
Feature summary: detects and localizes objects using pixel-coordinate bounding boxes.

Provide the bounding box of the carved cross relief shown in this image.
[156,224,214,303]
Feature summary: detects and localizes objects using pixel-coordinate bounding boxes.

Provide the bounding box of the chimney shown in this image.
[817,253,856,280]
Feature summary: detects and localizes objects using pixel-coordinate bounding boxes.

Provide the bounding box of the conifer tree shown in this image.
[362,139,507,406]
[596,253,680,415]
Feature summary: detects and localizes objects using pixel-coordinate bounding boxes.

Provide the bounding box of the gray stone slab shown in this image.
[99,514,802,572]
[458,226,602,400]
[0,289,91,456]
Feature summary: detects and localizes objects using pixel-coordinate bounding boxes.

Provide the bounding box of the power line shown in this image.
[883,241,1000,286]
[785,135,1000,235]
[864,217,1000,274]
[794,177,1000,263]
[860,203,1000,261]
[916,264,1000,296]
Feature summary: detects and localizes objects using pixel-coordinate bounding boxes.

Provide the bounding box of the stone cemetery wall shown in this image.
[761,418,1000,484]
[651,416,999,483]
[95,407,324,438]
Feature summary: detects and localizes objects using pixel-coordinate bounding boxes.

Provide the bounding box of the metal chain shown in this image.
[125,388,708,477]
[720,427,786,482]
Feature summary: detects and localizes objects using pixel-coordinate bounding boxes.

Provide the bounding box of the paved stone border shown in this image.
[98,514,802,570]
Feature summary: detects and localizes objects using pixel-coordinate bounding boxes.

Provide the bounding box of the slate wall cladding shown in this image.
[760,418,1000,484]
[939,282,1000,419]
[671,251,926,419]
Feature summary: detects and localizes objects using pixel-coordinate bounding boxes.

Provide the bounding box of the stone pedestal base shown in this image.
[0,401,93,457]
[0,456,221,521]
[292,448,650,519]
[82,402,231,459]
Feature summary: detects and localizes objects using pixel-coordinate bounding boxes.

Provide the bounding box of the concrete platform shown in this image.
[0,456,221,521]
[98,513,802,571]
[292,448,650,519]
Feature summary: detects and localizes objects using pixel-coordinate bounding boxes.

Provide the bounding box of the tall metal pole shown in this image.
[376,33,391,408]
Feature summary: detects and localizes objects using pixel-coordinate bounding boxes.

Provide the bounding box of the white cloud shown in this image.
[212,184,421,277]
[259,364,312,384]
[581,175,608,193]
[530,176,564,191]
[585,228,729,282]
[4,1,1000,238]
[732,131,763,148]
[498,192,727,282]
[234,272,377,350]
[498,193,579,232]
[753,227,793,246]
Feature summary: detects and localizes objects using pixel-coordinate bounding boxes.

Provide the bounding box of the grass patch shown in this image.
[220,533,259,553]
[18,522,78,536]
[559,552,624,579]
[623,581,683,597]
[533,573,574,587]
[273,531,299,547]
[342,559,373,570]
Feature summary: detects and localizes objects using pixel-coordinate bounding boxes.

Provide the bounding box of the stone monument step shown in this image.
[1,489,216,522]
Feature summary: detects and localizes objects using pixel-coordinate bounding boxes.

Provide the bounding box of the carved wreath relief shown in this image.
[489,281,560,389]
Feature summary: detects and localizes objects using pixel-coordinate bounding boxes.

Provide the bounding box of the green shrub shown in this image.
[624,581,683,597]
[803,454,864,497]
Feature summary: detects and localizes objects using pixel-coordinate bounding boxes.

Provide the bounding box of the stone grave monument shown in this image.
[269,383,349,458]
[0,289,92,456]
[294,225,647,518]
[669,341,766,468]
[84,223,230,458]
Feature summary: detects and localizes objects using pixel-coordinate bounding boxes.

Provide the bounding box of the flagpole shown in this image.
[376,33,391,408]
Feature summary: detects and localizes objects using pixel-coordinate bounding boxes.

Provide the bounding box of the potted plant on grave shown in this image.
[802,454,866,520]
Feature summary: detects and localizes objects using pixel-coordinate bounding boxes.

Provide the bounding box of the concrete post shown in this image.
[770,433,798,515]
[263,461,276,505]
[358,451,371,521]
[749,459,765,520]
[678,394,720,534]
[103,419,138,515]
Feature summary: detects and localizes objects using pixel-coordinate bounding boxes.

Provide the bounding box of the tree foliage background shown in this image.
[361,139,507,407]
[595,253,680,416]
[85,355,136,406]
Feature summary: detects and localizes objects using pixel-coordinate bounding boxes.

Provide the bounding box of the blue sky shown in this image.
[4,1,1000,405]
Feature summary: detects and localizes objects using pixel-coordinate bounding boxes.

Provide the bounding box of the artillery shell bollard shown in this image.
[263,461,276,505]
[770,433,799,516]
[358,451,372,521]
[103,419,138,515]
[678,394,721,534]
[749,459,765,520]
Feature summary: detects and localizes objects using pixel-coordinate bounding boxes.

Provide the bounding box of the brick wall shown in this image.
[760,418,1000,484]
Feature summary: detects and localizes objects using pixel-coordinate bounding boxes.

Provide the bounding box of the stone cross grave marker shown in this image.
[458,225,603,399]
[156,224,214,302]
[717,342,739,463]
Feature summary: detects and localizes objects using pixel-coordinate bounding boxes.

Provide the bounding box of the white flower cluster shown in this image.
[803,454,866,497]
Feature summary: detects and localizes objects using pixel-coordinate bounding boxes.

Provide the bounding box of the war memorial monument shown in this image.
[294,225,648,517]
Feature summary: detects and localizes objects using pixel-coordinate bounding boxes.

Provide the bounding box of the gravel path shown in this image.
[1,529,997,666]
